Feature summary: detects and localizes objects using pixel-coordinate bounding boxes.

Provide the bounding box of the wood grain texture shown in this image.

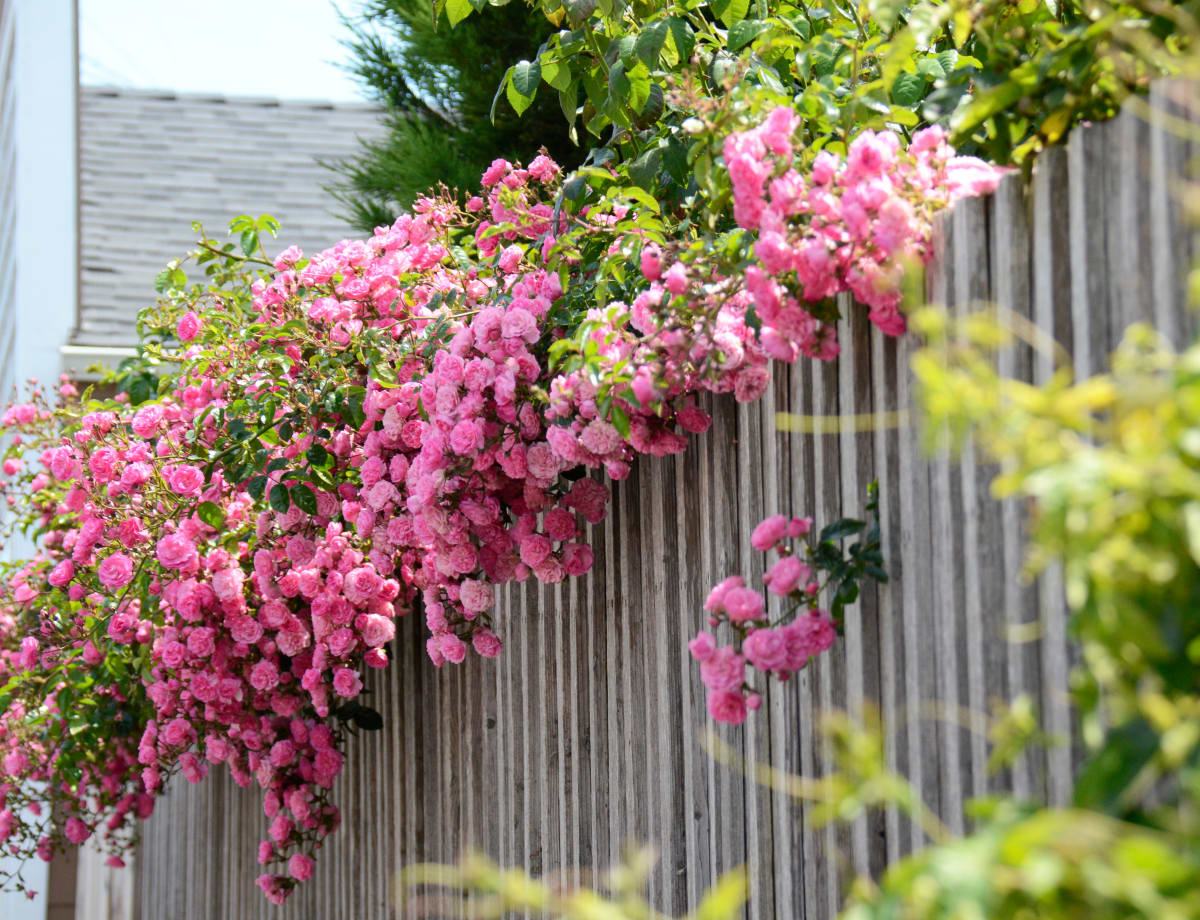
[126,89,1196,920]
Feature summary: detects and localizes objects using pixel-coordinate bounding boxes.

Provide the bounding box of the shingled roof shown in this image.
[77,86,385,347]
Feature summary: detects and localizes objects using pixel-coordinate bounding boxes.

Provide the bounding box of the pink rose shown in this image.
[699,646,744,692]
[332,667,363,698]
[707,689,748,725]
[459,579,493,614]
[359,614,394,648]
[166,464,204,497]
[723,587,764,623]
[64,817,91,844]
[160,717,191,748]
[47,559,74,587]
[742,627,789,672]
[288,852,314,882]
[176,311,201,341]
[765,555,809,596]
[156,533,197,571]
[472,629,502,658]
[751,514,788,552]
[97,553,134,590]
[160,641,186,669]
[688,631,716,662]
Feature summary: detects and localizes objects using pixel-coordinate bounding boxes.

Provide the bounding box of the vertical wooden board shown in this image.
[809,322,847,914]
[513,580,533,917]
[1112,108,1155,329]
[837,297,884,878]
[618,463,651,892]
[702,391,748,908]
[869,327,906,866]
[536,579,560,901]
[893,218,943,853]
[651,450,689,913]
[749,365,783,918]
[602,476,625,873]
[479,609,502,872]
[560,567,582,892]
[990,170,1043,802]
[927,208,972,837]
[764,358,801,917]
[403,604,423,908]
[788,352,825,920]
[498,581,517,878]
[675,401,715,910]
[559,581,576,893]
[1031,145,1077,807]
[952,196,1004,803]
[582,476,611,890]
[1148,80,1195,345]
[1068,121,1112,382]
[734,363,775,920]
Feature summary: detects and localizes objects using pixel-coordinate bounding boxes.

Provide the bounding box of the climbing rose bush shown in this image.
[0,109,1002,901]
[693,487,886,724]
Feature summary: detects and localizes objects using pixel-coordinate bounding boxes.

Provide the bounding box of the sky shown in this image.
[79,0,368,102]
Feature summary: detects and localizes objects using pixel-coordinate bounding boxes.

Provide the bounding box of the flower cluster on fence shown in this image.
[0,109,1001,901]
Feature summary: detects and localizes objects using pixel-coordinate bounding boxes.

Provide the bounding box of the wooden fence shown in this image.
[123,82,1198,920]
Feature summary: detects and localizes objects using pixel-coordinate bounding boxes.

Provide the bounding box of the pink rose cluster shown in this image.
[725,108,1006,345]
[0,105,1002,900]
[690,513,836,725]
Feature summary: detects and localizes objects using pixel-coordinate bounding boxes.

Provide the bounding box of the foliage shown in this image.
[443,0,1195,182]
[834,272,1200,916]
[399,850,747,918]
[330,0,580,228]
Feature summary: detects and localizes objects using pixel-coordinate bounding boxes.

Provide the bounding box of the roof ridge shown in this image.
[80,83,383,113]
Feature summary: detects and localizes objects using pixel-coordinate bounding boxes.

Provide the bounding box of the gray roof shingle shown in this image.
[77,86,386,346]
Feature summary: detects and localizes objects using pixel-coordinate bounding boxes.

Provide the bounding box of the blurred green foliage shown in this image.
[329,0,581,229]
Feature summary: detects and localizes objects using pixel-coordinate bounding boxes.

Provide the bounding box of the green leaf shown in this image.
[727,19,770,51]
[247,475,268,501]
[239,229,259,257]
[268,483,291,513]
[306,444,330,469]
[196,501,226,529]
[291,484,318,516]
[610,404,631,440]
[936,49,959,74]
[511,58,541,98]
[667,17,695,61]
[351,704,384,731]
[891,71,925,108]
[634,20,669,66]
[628,146,662,189]
[1073,718,1158,813]
[916,56,946,80]
[867,0,904,33]
[819,518,866,543]
[506,70,535,116]
[694,868,747,920]
[563,0,597,26]
[445,0,473,25]
[950,79,1025,138]
[540,56,572,91]
[711,0,748,26]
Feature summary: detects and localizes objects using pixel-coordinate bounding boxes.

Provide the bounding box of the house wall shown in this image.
[0,4,80,919]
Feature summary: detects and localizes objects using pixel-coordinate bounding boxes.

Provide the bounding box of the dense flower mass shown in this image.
[0,109,1002,901]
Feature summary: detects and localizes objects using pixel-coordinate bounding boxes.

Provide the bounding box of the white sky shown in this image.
[79,0,367,101]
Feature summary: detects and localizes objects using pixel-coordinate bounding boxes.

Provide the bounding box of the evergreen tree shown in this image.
[330,0,579,231]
